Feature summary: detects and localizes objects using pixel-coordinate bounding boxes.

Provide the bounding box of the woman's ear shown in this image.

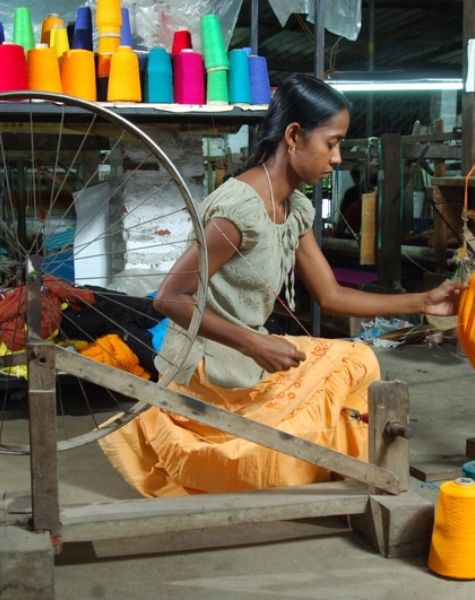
[284,122,302,154]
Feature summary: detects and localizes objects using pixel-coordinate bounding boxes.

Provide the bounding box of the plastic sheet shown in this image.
[93,0,243,51]
[0,1,242,51]
[0,1,79,41]
[268,0,362,42]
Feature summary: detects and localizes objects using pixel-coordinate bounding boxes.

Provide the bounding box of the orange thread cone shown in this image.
[27,45,62,93]
[61,49,96,101]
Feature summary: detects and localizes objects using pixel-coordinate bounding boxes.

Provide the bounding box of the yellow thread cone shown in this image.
[428,478,475,579]
[107,46,141,102]
[41,13,64,45]
[97,32,121,54]
[50,25,70,58]
[96,0,122,31]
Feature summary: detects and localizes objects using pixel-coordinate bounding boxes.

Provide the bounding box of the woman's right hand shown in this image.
[241,332,307,373]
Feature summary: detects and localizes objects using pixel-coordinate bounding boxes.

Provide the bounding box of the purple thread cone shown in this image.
[249,55,271,104]
[72,7,93,51]
[120,8,133,47]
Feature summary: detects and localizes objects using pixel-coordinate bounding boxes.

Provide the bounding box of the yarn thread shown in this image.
[144,46,173,103]
[41,13,64,45]
[27,45,62,93]
[428,478,475,579]
[61,49,96,101]
[248,54,272,104]
[228,48,251,104]
[107,46,141,102]
[50,26,70,58]
[0,43,28,91]
[172,28,192,55]
[207,68,229,104]
[72,6,93,51]
[120,7,133,47]
[200,14,229,70]
[13,7,35,52]
[173,50,205,105]
[461,460,475,480]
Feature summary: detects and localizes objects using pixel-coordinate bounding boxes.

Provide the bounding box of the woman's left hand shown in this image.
[423,280,467,316]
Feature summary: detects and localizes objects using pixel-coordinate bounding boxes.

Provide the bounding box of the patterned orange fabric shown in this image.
[99,336,380,497]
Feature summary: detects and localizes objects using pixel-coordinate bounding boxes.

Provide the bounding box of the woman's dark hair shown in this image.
[235,73,350,175]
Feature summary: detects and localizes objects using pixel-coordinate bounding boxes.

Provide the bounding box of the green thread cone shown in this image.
[207,68,228,103]
[13,7,35,52]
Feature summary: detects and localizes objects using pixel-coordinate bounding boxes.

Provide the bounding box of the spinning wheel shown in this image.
[0,95,423,565]
[0,90,208,455]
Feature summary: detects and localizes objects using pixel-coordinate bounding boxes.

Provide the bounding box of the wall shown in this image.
[108,127,204,294]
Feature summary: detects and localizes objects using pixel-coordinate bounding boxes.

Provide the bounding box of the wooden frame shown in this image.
[4,341,433,562]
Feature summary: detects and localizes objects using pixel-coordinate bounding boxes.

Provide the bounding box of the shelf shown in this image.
[0,100,268,126]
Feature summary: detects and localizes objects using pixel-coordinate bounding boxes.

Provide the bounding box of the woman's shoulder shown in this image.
[202,178,264,222]
[201,178,267,249]
[205,177,258,203]
[289,188,316,232]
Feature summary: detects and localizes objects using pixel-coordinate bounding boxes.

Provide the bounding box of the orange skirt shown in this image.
[99,336,380,497]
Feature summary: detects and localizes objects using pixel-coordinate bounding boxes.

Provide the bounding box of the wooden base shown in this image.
[54,480,433,560]
[350,491,434,558]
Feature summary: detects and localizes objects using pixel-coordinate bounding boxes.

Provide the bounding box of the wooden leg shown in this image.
[368,379,411,494]
[28,343,61,539]
[466,437,475,459]
[351,380,434,556]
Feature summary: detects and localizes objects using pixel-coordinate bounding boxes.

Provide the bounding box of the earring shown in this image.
[288,145,295,155]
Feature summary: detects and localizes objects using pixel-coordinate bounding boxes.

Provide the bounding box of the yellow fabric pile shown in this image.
[80,333,150,379]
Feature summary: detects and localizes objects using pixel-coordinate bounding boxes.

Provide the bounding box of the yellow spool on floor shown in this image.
[428,478,475,579]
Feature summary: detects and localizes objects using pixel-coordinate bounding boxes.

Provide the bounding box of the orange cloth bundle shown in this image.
[80,333,150,380]
[457,272,475,368]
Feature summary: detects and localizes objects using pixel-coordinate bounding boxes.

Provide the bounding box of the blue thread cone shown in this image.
[228,48,251,104]
[248,54,272,104]
[462,460,475,480]
[0,22,4,44]
[137,50,148,94]
[144,46,173,103]
[67,21,75,47]
[72,7,93,51]
[120,8,133,47]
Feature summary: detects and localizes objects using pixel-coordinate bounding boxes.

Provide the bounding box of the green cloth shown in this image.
[155,177,315,388]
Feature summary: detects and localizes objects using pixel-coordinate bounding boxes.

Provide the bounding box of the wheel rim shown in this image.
[0,91,208,454]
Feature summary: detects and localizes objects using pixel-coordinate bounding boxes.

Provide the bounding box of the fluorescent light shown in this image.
[327,80,463,92]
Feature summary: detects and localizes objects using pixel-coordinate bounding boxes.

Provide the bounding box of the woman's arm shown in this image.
[296,230,465,317]
[154,217,306,372]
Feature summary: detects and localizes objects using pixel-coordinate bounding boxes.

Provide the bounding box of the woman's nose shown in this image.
[331,146,342,166]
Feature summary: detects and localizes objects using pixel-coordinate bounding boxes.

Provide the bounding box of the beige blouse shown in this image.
[155,177,315,388]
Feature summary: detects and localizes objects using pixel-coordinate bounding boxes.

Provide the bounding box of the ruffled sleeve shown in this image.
[288,189,316,237]
[200,178,266,252]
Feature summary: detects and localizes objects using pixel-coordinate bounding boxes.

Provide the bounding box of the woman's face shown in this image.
[290,109,350,185]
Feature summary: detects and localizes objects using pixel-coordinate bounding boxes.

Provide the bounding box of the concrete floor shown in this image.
[2,342,475,599]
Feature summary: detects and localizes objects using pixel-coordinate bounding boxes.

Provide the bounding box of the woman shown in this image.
[99,74,464,497]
